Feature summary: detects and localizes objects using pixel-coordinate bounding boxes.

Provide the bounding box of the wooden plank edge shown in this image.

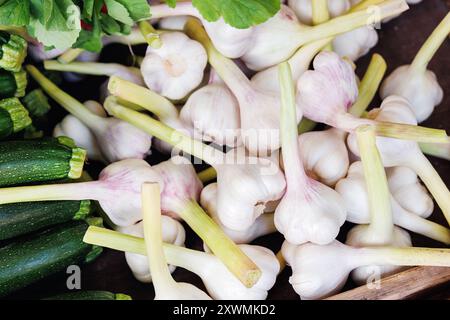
[326,266,450,300]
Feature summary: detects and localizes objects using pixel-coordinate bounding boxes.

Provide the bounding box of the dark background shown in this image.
[8,0,450,300]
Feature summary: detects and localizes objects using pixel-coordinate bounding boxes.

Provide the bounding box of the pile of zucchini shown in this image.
[0,35,105,297]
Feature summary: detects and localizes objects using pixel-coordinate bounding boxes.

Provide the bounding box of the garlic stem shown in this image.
[25,65,106,132]
[349,54,387,117]
[103,29,146,46]
[44,61,138,78]
[58,48,84,64]
[279,62,309,188]
[141,183,176,293]
[295,0,408,46]
[179,200,261,287]
[84,226,218,276]
[411,12,450,73]
[0,181,105,205]
[197,167,217,183]
[108,77,178,122]
[104,97,224,166]
[297,53,387,134]
[312,0,332,51]
[358,246,450,267]
[356,125,394,242]
[138,21,163,48]
[150,3,199,19]
[184,19,255,101]
[392,200,450,245]
[419,142,450,161]
[409,152,450,225]
[336,113,449,143]
[348,0,385,13]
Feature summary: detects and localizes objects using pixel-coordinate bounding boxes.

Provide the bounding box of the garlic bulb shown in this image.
[296,52,446,144]
[180,71,241,147]
[347,95,450,225]
[159,16,188,31]
[287,0,351,25]
[141,31,207,100]
[298,128,349,186]
[150,2,254,58]
[200,183,277,244]
[27,66,152,163]
[152,156,203,219]
[386,166,434,218]
[275,63,346,245]
[53,100,106,162]
[332,26,378,61]
[380,13,449,122]
[117,217,186,283]
[283,240,450,300]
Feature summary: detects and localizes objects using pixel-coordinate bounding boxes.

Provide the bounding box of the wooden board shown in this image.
[327,267,450,300]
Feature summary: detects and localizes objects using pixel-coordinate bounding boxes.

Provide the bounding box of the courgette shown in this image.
[0,136,86,186]
[22,89,51,118]
[0,97,32,138]
[0,69,27,98]
[0,200,92,240]
[0,220,103,297]
[43,290,132,300]
[0,32,27,72]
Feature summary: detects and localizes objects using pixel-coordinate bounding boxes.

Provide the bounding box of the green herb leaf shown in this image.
[192,0,280,29]
[82,0,95,19]
[28,0,82,50]
[166,0,177,8]
[104,0,133,25]
[114,0,151,21]
[0,0,30,26]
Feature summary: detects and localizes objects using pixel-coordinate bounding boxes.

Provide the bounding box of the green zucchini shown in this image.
[0,136,86,186]
[0,220,103,297]
[43,291,132,300]
[0,69,27,98]
[0,200,92,240]
[0,32,27,72]
[0,97,32,138]
[22,89,51,118]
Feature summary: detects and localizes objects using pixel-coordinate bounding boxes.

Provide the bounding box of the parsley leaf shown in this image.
[0,0,30,26]
[104,0,133,25]
[192,0,280,29]
[166,0,177,8]
[27,0,82,50]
